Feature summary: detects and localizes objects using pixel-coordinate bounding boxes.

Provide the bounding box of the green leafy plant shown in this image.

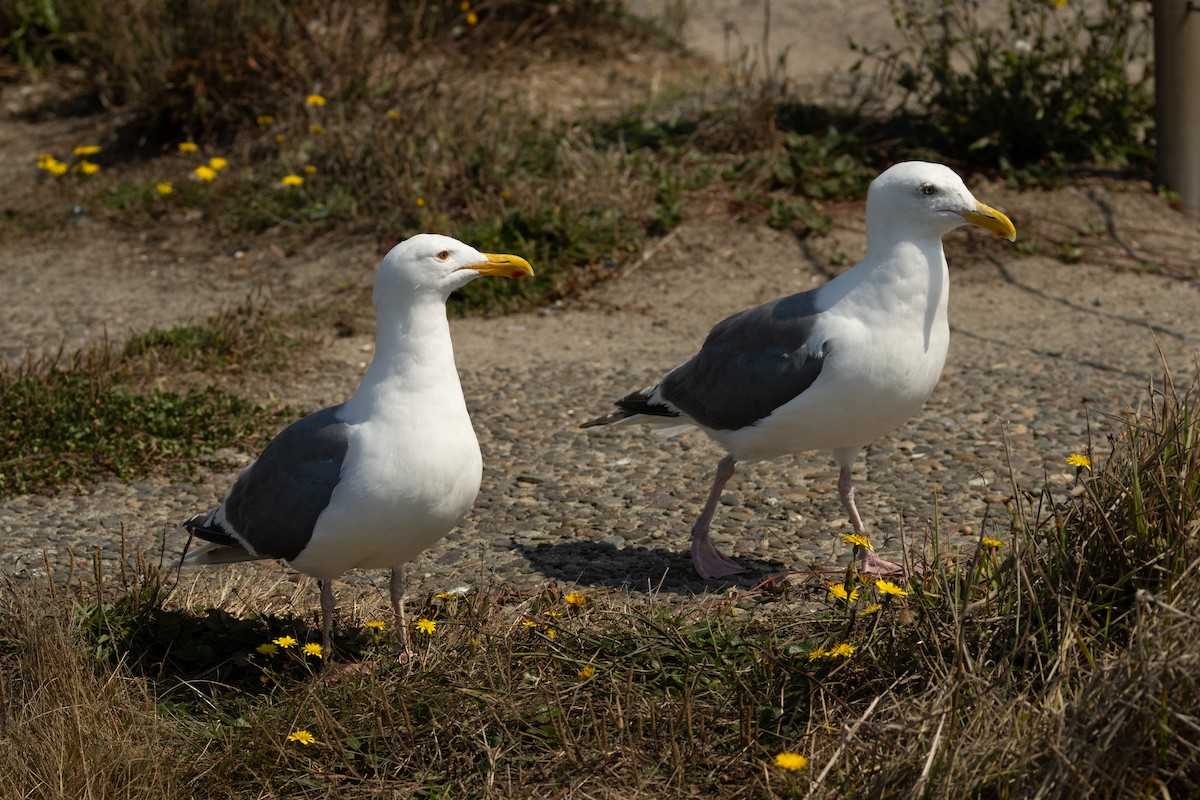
[863,0,1153,177]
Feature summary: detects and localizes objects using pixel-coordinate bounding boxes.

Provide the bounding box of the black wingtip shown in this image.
[580,387,680,428]
[183,512,240,548]
[580,410,635,429]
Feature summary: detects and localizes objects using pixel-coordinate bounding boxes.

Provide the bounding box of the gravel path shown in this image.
[4,190,1199,616]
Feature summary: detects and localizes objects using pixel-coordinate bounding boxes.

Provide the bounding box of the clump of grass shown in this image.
[0,299,308,497]
[1066,368,1200,608]
[122,298,311,373]
[3,368,1197,798]
[0,357,293,496]
[0,577,195,799]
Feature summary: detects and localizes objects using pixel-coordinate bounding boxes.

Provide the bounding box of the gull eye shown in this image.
[919,183,937,196]
[435,250,451,261]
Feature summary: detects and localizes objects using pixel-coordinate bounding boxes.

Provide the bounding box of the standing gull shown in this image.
[584,162,1016,579]
[181,233,533,652]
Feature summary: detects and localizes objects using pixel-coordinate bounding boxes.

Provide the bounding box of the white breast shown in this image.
[290,396,482,576]
[712,250,950,463]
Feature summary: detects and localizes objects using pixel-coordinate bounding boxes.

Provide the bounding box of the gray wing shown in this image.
[658,291,827,430]
[197,405,351,561]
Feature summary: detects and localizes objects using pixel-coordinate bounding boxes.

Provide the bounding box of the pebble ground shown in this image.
[4,194,1199,621]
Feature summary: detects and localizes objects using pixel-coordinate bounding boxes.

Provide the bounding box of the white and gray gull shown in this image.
[583,161,1016,579]
[181,234,533,652]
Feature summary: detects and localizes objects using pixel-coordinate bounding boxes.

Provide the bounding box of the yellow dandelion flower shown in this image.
[828,642,856,658]
[256,115,274,126]
[73,145,101,156]
[981,537,1003,548]
[273,635,297,648]
[577,665,596,680]
[387,108,400,121]
[35,153,54,167]
[859,603,883,616]
[543,610,563,618]
[828,582,859,602]
[364,620,387,631]
[842,533,871,548]
[208,157,229,171]
[415,618,437,635]
[155,182,173,196]
[521,620,539,628]
[774,751,809,772]
[1067,453,1092,471]
[564,592,587,606]
[876,579,908,598]
[256,642,279,656]
[435,592,457,601]
[274,134,285,144]
[459,0,470,9]
[193,165,217,182]
[807,647,827,661]
[281,174,304,187]
[415,197,426,207]
[302,643,323,658]
[287,729,316,745]
[305,94,326,106]
[1053,0,1067,7]
[308,124,324,134]
[178,141,198,153]
[544,628,556,640]
[466,11,478,24]
[40,157,68,176]
[76,160,101,175]
[303,164,317,174]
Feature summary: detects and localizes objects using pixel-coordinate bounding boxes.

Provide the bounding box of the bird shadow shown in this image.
[513,538,788,594]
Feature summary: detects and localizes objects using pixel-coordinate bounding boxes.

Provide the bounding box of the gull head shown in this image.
[867,161,1016,245]
[374,233,534,306]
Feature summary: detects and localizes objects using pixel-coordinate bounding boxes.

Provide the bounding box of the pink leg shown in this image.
[838,465,865,534]
[690,455,747,579]
[319,578,336,656]
[838,465,903,576]
[390,566,409,654]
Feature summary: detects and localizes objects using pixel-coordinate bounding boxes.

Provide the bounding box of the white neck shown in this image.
[820,224,950,348]
[343,297,466,421]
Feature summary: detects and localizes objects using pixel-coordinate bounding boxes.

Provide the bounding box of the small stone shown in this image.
[598,534,626,550]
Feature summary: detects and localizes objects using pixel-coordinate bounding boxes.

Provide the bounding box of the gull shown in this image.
[584,161,1016,579]
[181,233,533,652]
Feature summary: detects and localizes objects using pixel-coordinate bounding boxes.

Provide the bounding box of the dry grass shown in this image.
[2,370,1198,798]
[0,580,192,799]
